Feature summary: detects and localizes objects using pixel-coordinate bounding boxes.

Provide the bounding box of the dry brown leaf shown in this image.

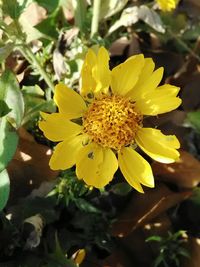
[180,72,200,111]
[149,33,162,50]
[110,34,141,58]
[182,237,200,267]
[120,228,153,267]
[6,51,27,82]
[146,110,186,129]
[53,28,79,80]
[127,34,141,56]
[81,252,132,267]
[152,150,200,188]
[94,229,155,267]
[170,63,200,111]
[179,0,200,18]
[82,231,153,267]
[112,183,191,237]
[53,48,67,80]
[7,128,58,204]
[147,50,184,78]
[110,37,130,57]
[61,0,74,23]
[143,213,172,238]
[20,2,47,27]
[101,250,133,267]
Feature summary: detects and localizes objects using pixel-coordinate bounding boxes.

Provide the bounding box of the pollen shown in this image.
[83,95,143,150]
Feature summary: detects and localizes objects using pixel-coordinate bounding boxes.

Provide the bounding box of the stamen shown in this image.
[83,95,143,150]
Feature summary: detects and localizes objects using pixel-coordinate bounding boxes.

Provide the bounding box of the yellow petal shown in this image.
[76,143,102,182]
[135,84,182,115]
[81,47,111,100]
[136,128,180,163]
[133,58,155,88]
[54,83,87,119]
[39,112,82,141]
[81,49,97,100]
[118,147,154,192]
[111,54,144,96]
[130,67,164,101]
[156,0,178,12]
[73,249,86,265]
[96,147,118,188]
[94,47,111,92]
[85,48,96,65]
[49,134,85,170]
[76,143,118,188]
[156,84,180,96]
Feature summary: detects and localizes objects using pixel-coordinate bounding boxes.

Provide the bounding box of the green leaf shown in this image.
[111,182,132,196]
[154,255,164,267]
[183,23,200,40]
[190,187,200,205]
[22,85,44,97]
[187,111,200,133]
[21,85,56,125]
[0,169,10,211]
[75,198,101,213]
[0,43,15,63]
[2,0,29,19]
[22,99,55,125]
[100,0,129,20]
[35,14,59,39]
[0,100,11,118]
[0,118,19,171]
[47,232,78,267]
[178,248,190,258]
[146,236,163,242]
[0,70,24,128]
[170,230,185,241]
[161,13,187,35]
[72,0,87,33]
[19,16,44,43]
[34,0,60,13]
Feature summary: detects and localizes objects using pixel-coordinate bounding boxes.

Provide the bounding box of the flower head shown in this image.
[156,0,179,12]
[39,47,181,193]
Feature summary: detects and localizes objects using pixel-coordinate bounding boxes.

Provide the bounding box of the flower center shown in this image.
[82,95,143,150]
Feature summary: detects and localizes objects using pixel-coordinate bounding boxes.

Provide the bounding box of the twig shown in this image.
[18,45,54,95]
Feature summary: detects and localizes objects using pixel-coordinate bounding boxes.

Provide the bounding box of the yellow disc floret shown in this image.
[83,95,143,150]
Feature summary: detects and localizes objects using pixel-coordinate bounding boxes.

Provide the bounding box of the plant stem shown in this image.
[18,45,54,94]
[168,29,200,62]
[4,19,54,98]
[90,0,101,38]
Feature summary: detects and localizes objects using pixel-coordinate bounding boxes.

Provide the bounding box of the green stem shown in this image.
[168,29,200,62]
[4,19,54,98]
[90,0,101,38]
[18,45,54,95]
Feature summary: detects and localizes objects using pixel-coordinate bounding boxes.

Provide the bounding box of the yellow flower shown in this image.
[39,47,181,193]
[73,249,86,265]
[156,0,179,12]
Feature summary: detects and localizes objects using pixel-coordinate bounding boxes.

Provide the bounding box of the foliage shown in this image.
[146,231,190,267]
